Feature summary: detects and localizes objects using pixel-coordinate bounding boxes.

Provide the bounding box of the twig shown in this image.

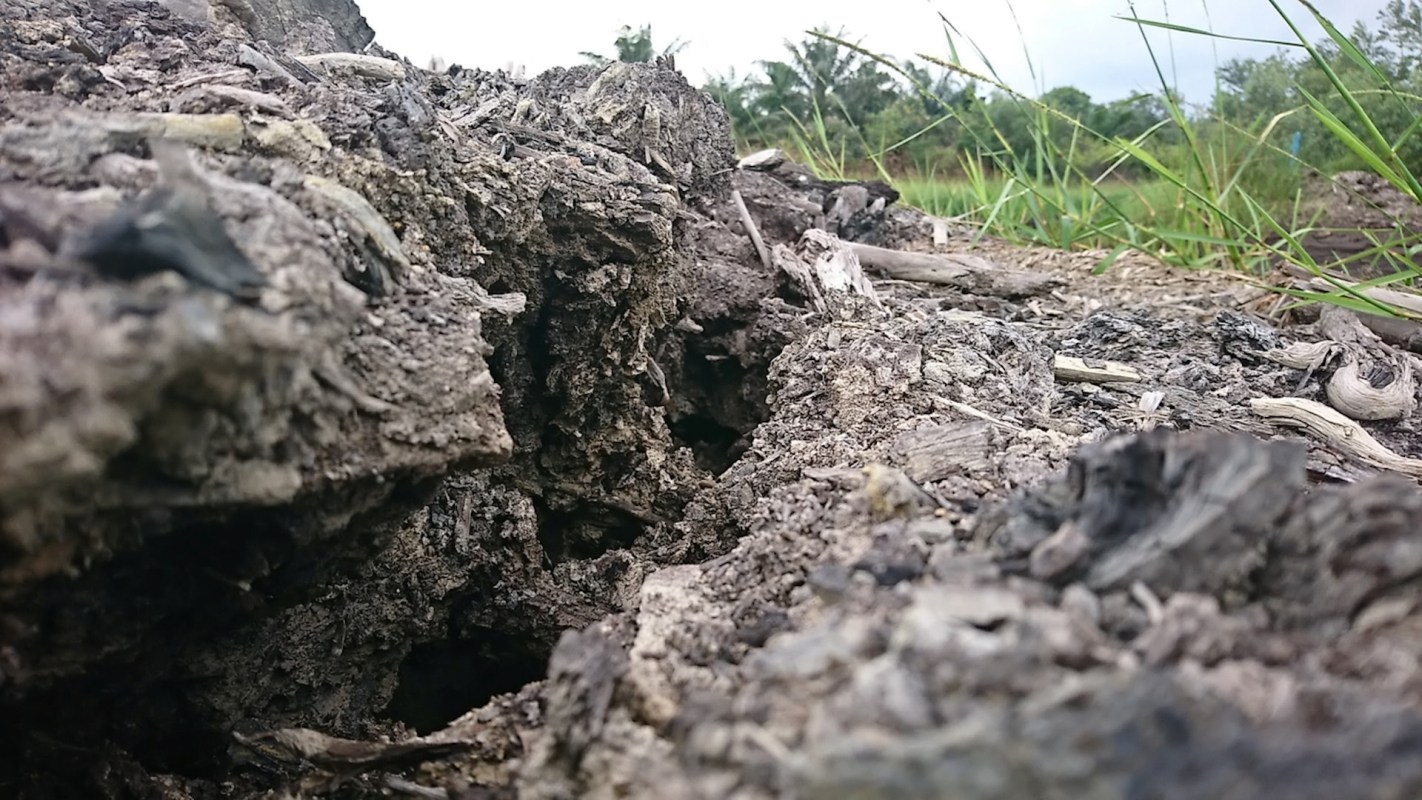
[940,399,1025,433]
[844,242,1061,298]
[1053,355,1143,384]
[732,186,773,273]
[1250,396,1422,478]
[294,53,407,81]
[1131,581,1165,625]
[383,776,448,799]
[170,69,249,90]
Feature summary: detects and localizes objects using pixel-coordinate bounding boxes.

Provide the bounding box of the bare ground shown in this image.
[2,1,1422,799]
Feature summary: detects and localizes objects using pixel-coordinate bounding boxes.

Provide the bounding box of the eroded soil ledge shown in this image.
[2,1,1422,798]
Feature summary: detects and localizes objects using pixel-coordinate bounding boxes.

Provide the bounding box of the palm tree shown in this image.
[752,60,811,121]
[705,69,758,134]
[580,25,688,66]
[783,27,861,114]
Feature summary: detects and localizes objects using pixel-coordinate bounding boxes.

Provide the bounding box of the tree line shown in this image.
[587,3,1422,180]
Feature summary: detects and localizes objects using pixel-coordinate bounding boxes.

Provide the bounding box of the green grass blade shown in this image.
[1112,16,1298,47]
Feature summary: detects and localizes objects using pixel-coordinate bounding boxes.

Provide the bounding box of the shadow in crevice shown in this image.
[383,630,551,734]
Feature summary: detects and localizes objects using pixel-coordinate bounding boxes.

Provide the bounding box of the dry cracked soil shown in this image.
[2,1,1422,799]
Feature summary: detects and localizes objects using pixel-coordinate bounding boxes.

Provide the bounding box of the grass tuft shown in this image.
[775,2,1422,319]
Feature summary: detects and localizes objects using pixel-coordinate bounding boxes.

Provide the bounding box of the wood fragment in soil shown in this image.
[846,242,1062,298]
[1355,311,1422,354]
[931,218,950,247]
[1263,307,1418,421]
[732,186,772,273]
[1317,306,1418,421]
[737,148,786,171]
[1250,396,1422,479]
[772,230,880,314]
[1053,355,1143,384]
[889,422,995,483]
[939,399,1026,433]
[294,53,407,81]
[1282,263,1422,318]
[232,726,473,775]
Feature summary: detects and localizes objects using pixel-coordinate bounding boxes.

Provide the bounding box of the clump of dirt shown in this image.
[0,0,732,792]
[487,296,1422,798]
[2,1,1422,799]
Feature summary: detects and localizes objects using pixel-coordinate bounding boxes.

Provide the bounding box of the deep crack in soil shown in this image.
[2,1,1422,798]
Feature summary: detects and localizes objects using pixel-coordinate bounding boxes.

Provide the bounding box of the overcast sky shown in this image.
[356,0,1391,106]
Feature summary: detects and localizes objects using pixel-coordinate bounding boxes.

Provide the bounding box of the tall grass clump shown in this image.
[798,1,1422,318]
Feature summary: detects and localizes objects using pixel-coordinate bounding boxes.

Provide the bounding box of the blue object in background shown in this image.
[1290,130,1302,159]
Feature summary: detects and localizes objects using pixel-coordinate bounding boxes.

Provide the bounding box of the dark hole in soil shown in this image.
[668,411,745,473]
[0,660,237,791]
[0,512,313,790]
[384,630,550,734]
[0,477,446,795]
[668,333,773,475]
[536,501,645,564]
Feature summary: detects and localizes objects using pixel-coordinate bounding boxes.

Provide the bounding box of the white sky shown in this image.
[356,0,1391,106]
